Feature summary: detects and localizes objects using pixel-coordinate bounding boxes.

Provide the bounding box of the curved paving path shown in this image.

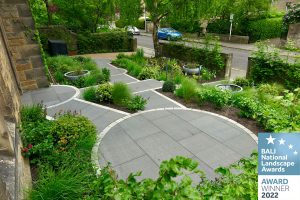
[21,58,257,183]
[97,108,257,181]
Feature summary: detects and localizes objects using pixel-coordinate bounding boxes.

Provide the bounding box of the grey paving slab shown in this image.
[179,133,220,154]
[21,85,76,107]
[93,111,125,132]
[195,144,242,169]
[137,90,181,110]
[98,110,257,182]
[99,128,145,167]
[47,99,89,117]
[120,116,160,140]
[111,74,138,84]
[94,59,126,75]
[114,155,159,180]
[128,79,163,93]
[152,115,199,141]
[136,132,193,165]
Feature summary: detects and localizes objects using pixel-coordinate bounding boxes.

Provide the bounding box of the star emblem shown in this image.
[278,138,285,145]
[294,151,298,155]
[266,135,276,144]
[289,144,294,149]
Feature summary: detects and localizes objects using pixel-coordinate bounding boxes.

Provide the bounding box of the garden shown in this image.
[83,82,147,113]
[22,104,258,199]
[47,55,110,88]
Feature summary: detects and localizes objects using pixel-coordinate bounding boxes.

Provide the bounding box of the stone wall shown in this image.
[0,0,48,91]
[287,23,300,49]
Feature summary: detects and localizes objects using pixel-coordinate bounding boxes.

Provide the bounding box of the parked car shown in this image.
[157,28,182,40]
[125,26,140,35]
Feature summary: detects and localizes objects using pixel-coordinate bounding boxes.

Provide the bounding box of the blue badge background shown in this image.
[258,133,300,175]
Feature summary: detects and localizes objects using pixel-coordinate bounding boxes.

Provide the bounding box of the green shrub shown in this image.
[96,83,113,103]
[138,67,159,80]
[175,78,198,102]
[77,32,133,54]
[207,19,232,35]
[83,87,98,103]
[126,95,147,111]
[112,82,132,106]
[52,114,96,150]
[162,80,176,92]
[196,87,232,109]
[250,43,300,89]
[21,104,46,124]
[233,77,253,87]
[112,58,143,77]
[257,83,285,96]
[247,18,283,42]
[102,68,110,82]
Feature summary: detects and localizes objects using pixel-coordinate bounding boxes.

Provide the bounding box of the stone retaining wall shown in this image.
[0,0,48,91]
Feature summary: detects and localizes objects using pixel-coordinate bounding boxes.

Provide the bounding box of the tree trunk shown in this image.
[44,0,52,25]
[152,21,160,57]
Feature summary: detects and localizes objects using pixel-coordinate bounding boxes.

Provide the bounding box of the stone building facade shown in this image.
[0,0,48,92]
[0,0,49,199]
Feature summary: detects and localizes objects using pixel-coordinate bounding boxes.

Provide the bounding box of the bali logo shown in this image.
[258,133,300,199]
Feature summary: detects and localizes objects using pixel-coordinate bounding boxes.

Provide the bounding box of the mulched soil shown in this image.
[157,89,264,136]
[99,102,135,114]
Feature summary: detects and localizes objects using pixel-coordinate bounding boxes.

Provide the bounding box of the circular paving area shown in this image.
[98,109,257,181]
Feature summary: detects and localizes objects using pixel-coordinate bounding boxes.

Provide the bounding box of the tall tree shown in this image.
[144,0,192,56]
[118,0,142,26]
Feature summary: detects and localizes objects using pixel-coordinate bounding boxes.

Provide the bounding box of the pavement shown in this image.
[21,58,257,182]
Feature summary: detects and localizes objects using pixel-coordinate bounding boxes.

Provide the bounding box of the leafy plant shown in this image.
[162,80,176,92]
[257,83,284,96]
[138,67,159,80]
[233,77,253,87]
[196,87,232,109]
[21,104,46,124]
[112,82,132,106]
[96,83,113,103]
[175,77,198,102]
[83,87,98,103]
[102,68,111,82]
[126,95,147,111]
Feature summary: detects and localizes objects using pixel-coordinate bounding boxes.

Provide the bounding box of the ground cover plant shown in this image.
[83,82,147,112]
[170,81,300,132]
[47,55,110,88]
[112,48,219,84]
[22,104,258,199]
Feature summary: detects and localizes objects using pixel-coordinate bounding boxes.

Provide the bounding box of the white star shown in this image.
[278,138,285,145]
[289,144,294,149]
[266,135,276,144]
[294,151,298,155]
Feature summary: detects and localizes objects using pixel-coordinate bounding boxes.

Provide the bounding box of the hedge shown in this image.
[248,48,300,89]
[77,32,134,54]
[247,18,283,42]
[159,42,226,77]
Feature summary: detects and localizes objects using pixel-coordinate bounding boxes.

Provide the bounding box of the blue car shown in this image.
[157,28,182,41]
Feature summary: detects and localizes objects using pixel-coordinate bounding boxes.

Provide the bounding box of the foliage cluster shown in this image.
[47,55,110,87]
[83,82,147,112]
[174,81,300,132]
[21,104,96,165]
[23,105,258,199]
[283,4,300,33]
[77,32,134,54]
[160,38,225,77]
[247,18,283,42]
[249,43,300,89]
[162,80,176,92]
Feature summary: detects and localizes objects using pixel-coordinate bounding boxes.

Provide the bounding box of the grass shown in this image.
[112,82,132,106]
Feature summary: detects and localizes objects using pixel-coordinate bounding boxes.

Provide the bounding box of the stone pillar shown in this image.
[287,23,300,49]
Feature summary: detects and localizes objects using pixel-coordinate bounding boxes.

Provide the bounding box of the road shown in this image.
[135,35,251,79]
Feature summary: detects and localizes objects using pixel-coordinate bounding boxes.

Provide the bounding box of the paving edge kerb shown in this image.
[91,107,258,175]
[46,85,81,109]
